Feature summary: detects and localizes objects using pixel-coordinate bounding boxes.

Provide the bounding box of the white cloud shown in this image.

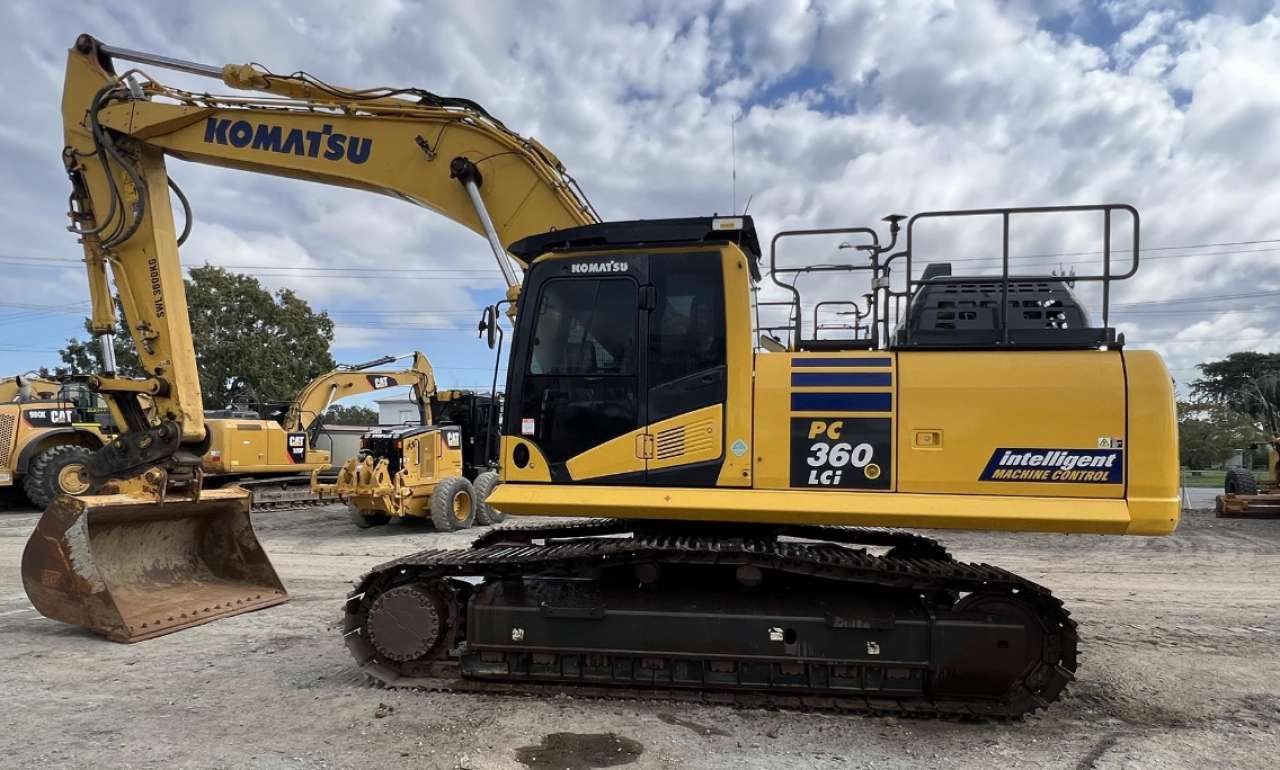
[0,0,1278,388]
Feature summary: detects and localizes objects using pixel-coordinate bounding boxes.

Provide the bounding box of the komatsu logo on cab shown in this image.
[203,118,373,164]
[979,448,1123,484]
[569,260,629,274]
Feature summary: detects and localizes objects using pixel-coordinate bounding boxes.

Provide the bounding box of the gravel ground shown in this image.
[1,496,1277,770]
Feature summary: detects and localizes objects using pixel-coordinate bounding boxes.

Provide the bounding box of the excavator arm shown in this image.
[287,351,438,441]
[61,33,596,490]
[25,34,595,643]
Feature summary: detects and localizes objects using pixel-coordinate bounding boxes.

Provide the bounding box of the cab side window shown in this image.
[647,254,726,423]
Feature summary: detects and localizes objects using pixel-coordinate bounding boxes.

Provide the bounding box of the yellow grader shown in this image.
[316,390,503,530]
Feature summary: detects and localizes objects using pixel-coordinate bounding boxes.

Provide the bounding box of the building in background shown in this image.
[376,396,421,426]
[314,424,369,468]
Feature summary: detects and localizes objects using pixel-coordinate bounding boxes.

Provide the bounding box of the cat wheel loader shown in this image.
[28,34,1181,720]
[202,351,436,509]
[1,375,118,508]
[315,389,503,529]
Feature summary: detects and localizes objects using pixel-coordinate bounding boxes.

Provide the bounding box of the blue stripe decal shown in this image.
[791,357,893,368]
[791,392,893,412]
[791,372,893,387]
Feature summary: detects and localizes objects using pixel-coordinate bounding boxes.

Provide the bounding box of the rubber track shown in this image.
[344,531,1077,718]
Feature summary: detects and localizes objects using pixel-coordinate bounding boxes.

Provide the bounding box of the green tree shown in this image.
[1177,399,1263,469]
[1191,352,1280,435]
[323,404,378,426]
[60,265,336,408]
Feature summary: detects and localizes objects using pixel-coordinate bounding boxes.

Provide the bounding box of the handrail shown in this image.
[768,227,880,345]
[900,204,1139,347]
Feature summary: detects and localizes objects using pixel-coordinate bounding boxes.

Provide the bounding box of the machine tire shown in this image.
[1225,468,1258,496]
[23,444,95,509]
[430,476,476,531]
[472,471,504,525]
[349,503,391,529]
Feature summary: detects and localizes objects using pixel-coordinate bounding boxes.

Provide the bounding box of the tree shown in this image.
[1191,352,1280,435]
[323,404,378,426]
[1177,399,1264,469]
[60,265,336,408]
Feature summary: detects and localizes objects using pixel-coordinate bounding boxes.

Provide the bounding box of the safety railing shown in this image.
[889,204,1139,348]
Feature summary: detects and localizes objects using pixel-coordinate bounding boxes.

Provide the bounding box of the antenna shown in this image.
[731,113,737,214]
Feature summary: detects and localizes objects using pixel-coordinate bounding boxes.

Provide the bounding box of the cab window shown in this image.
[529,279,637,376]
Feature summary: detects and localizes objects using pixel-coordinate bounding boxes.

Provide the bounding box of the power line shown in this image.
[940,244,1280,267]
[0,254,493,274]
[0,344,62,352]
[1112,289,1280,309]
[1115,307,1276,317]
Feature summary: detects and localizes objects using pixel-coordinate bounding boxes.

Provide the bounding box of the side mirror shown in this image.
[477,306,498,350]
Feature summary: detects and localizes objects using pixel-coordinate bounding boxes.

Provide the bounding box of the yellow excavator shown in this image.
[203,351,436,508]
[26,37,1178,717]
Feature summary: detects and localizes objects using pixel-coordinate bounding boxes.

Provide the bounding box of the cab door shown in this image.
[643,252,728,486]
[516,257,648,483]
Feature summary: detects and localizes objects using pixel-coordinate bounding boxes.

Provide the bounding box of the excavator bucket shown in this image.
[20,487,287,643]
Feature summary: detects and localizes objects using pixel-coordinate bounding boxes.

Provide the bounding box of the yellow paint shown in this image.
[651,405,722,470]
[897,351,1125,498]
[1122,351,1181,534]
[501,435,552,482]
[565,425,647,480]
[565,404,725,480]
[94,84,594,263]
[485,484,1140,535]
[716,247,754,487]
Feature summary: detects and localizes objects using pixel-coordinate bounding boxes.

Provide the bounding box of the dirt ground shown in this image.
[1,495,1277,770]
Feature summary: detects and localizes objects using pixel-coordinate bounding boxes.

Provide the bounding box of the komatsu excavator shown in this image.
[25,36,1178,717]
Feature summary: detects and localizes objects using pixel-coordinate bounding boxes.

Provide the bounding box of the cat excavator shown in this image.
[26,36,1179,717]
[203,351,436,508]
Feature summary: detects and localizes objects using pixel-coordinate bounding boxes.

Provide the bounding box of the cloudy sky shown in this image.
[2,0,1278,406]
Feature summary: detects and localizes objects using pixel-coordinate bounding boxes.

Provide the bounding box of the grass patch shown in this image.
[1181,468,1228,488]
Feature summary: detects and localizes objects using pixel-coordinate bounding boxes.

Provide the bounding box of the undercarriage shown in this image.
[344,519,1077,717]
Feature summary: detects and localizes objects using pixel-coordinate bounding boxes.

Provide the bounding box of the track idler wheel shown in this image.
[347,578,464,680]
[367,585,447,662]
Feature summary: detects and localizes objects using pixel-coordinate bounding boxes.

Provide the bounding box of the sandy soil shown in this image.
[1,498,1277,770]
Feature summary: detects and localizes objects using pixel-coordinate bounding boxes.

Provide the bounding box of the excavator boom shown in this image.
[27,34,592,642]
[286,351,436,436]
